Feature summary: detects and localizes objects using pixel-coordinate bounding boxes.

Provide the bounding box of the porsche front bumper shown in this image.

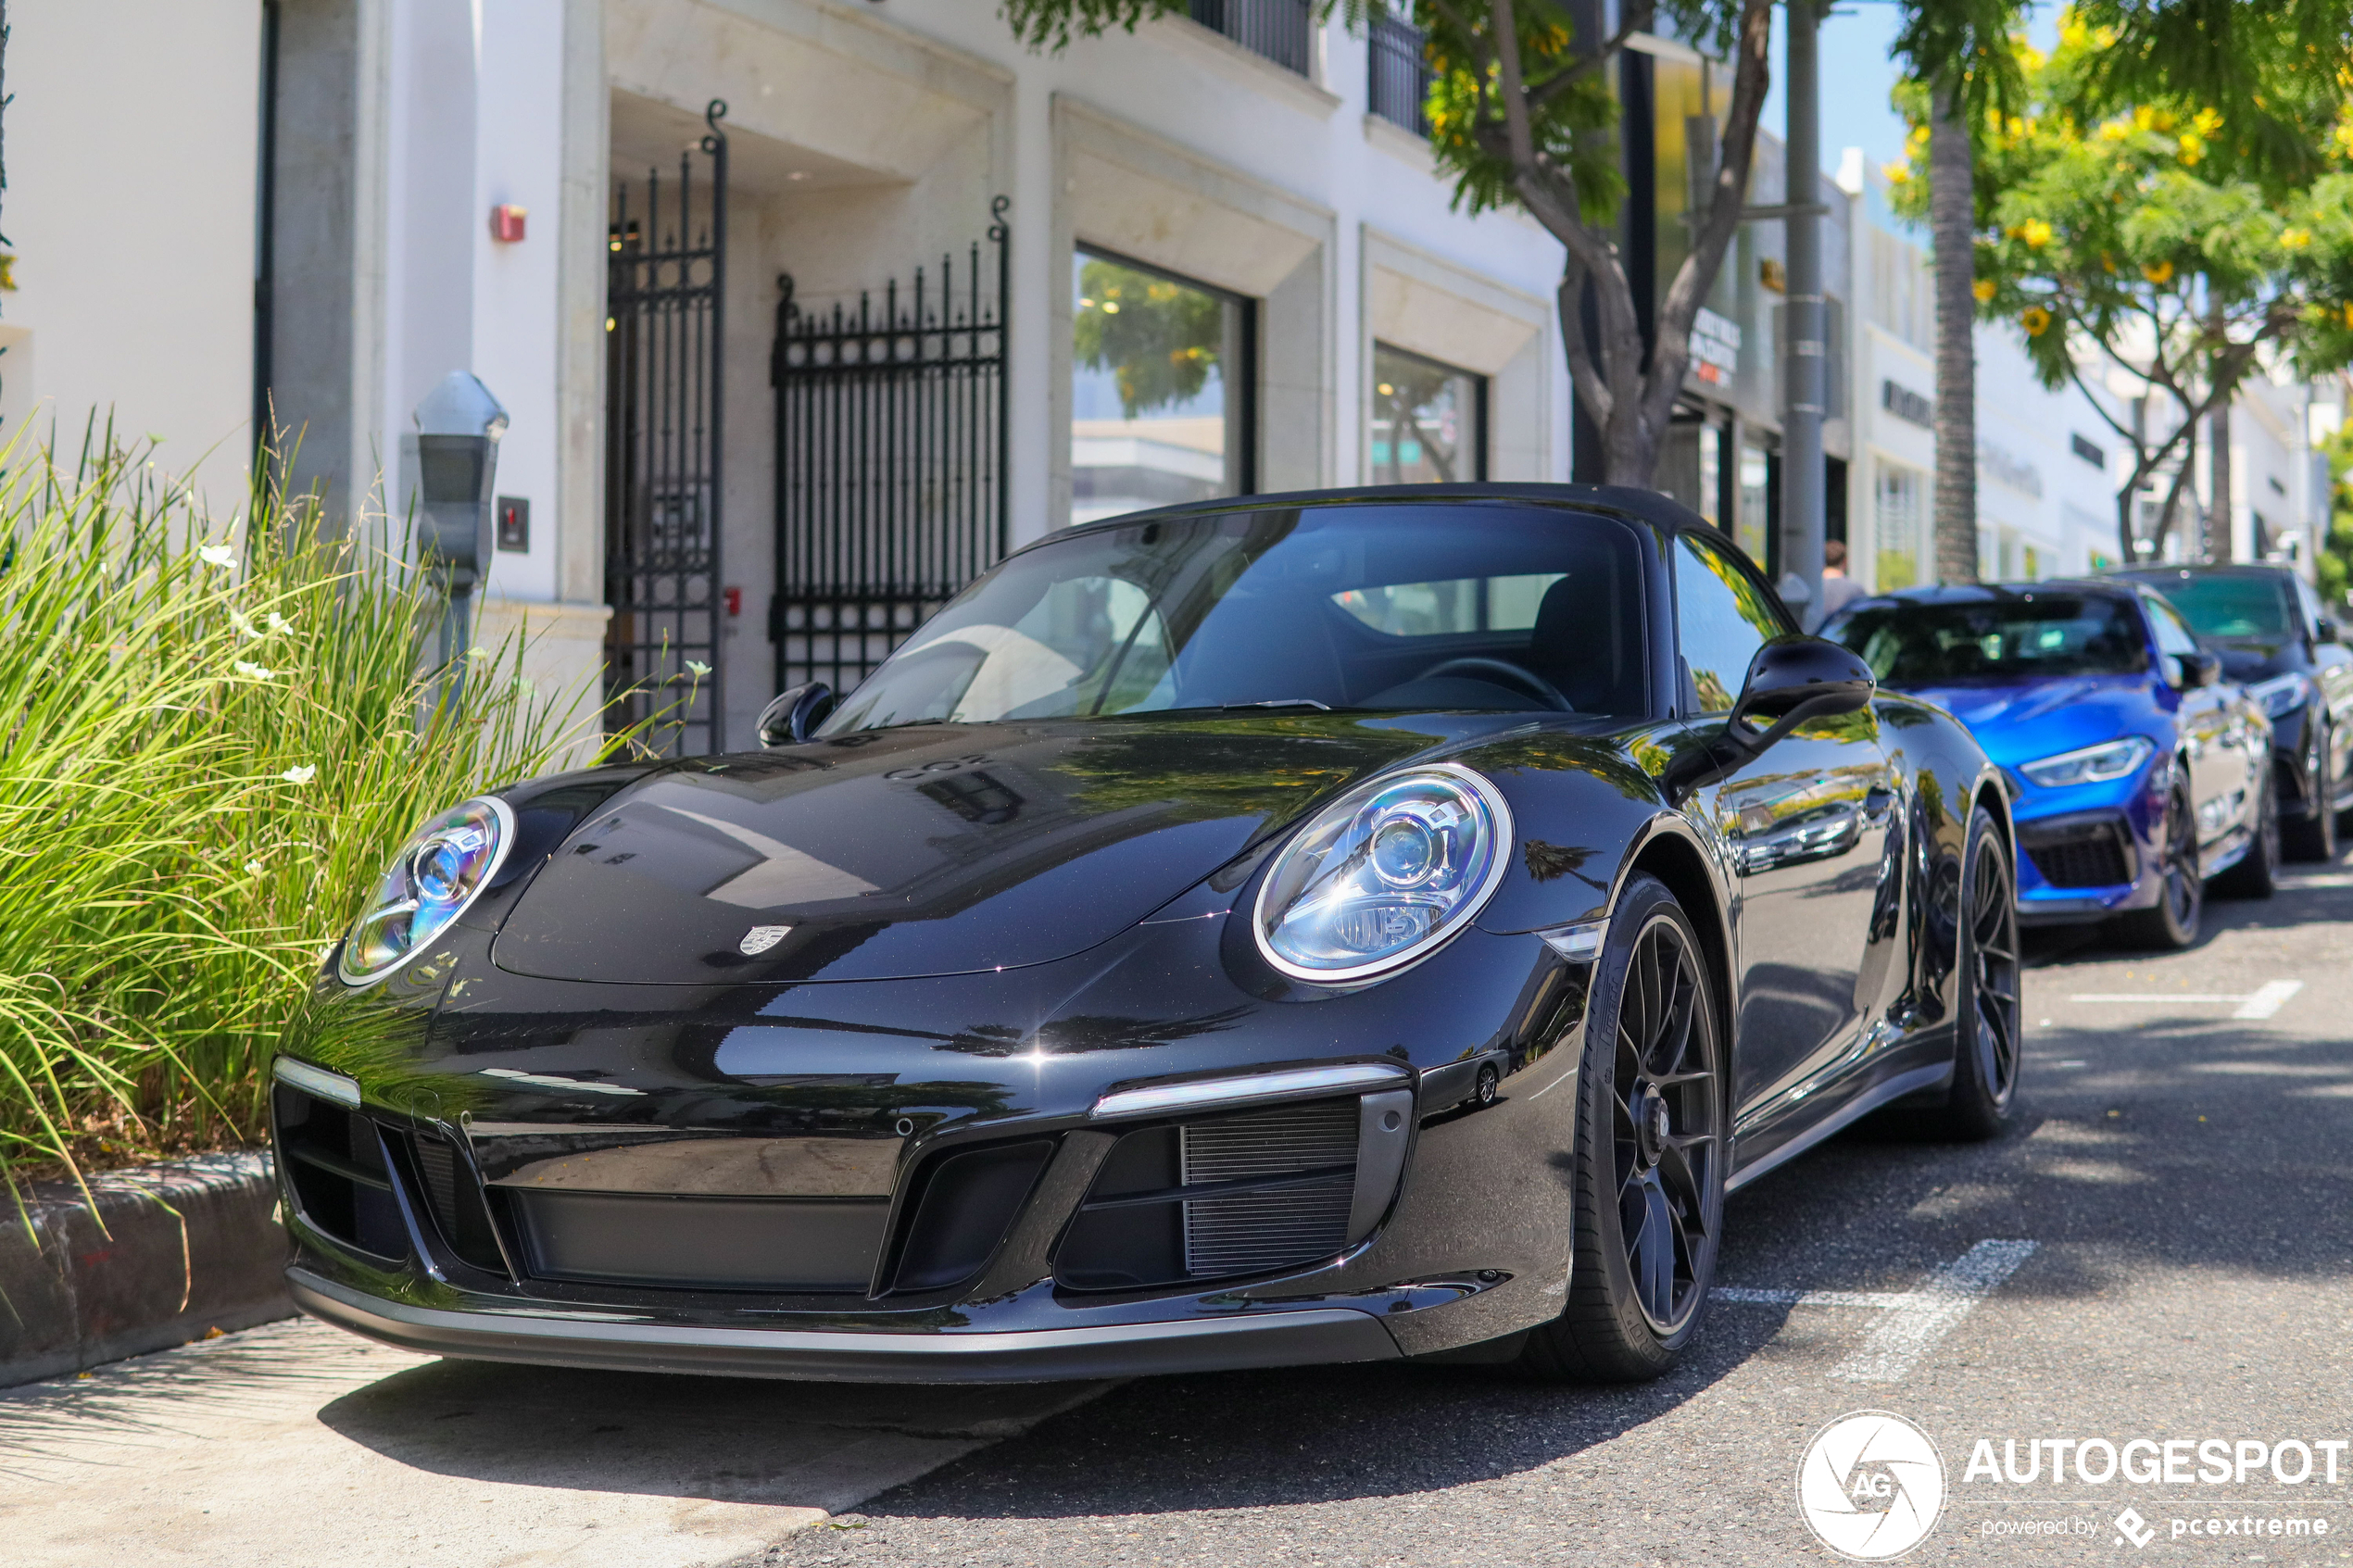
[271,910,1596,1380]
[288,1269,1404,1383]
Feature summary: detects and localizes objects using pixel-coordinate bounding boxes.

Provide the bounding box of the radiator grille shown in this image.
[1179,1101,1357,1278]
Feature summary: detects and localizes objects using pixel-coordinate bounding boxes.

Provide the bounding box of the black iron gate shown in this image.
[769,198,1009,695]
[606,100,727,755]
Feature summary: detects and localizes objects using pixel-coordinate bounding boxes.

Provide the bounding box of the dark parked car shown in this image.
[1823,581,2274,948]
[2109,563,2353,860]
[273,486,2016,1388]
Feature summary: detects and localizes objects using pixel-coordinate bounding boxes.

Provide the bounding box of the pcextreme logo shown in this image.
[1798,1411,1948,1561]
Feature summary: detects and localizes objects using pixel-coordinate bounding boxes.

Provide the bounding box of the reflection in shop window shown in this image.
[1369,344,1485,483]
[1874,460,1927,588]
[1735,442,1770,570]
[1072,252,1251,524]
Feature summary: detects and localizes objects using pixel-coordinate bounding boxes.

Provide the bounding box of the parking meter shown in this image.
[411,372,509,688]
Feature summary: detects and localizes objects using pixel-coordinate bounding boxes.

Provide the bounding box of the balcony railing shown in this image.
[1367,12,1433,135]
[1189,0,1314,77]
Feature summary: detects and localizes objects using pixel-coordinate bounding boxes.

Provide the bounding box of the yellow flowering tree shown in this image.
[1894,15,2353,562]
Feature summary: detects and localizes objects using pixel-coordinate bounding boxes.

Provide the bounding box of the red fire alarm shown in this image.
[490,205,528,243]
[724,586,743,618]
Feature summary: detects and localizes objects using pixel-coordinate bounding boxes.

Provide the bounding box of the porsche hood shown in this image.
[489,716,1446,985]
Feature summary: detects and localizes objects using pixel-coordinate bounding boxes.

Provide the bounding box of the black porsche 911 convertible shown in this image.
[272,484,2018,1385]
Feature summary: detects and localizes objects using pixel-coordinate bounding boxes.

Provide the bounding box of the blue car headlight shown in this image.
[2246,671,2312,719]
[2018,735,2156,789]
[337,797,514,986]
[1252,764,1512,984]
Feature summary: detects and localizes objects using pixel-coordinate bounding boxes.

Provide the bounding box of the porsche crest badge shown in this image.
[739,924,793,956]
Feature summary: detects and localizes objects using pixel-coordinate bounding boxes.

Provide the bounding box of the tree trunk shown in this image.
[2208,397,2233,562]
[1929,84,1979,585]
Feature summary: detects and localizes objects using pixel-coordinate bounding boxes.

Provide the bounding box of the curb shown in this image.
[1,1150,292,1389]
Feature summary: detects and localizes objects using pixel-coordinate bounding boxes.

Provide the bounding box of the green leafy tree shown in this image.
[1890,15,2353,563]
[1001,0,1776,487]
[2319,415,2353,608]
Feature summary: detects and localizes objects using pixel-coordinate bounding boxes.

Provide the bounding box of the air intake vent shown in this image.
[1056,1095,1381,1291]
[2020,815,2134,889]
[271,1084,408,1261]
[1179,1102,1356,1277]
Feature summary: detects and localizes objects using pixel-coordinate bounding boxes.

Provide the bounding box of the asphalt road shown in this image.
[7,854,2348,1567]
[747,855,2353,1568]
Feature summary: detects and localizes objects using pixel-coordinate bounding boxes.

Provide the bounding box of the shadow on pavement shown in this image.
[313,1358,1103,1502]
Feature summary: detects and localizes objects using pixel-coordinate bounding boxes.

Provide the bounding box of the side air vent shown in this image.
[2019,813,2135,889]
[1179,1102,1357,1277]
[271,1083,409,1261]
[400,1129,511,1275]
[1055,1090,1411,1291]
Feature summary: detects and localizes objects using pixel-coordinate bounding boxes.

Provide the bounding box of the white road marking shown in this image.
[1711,1287,1910,1309]
[2064,981,2305,1020]
[2233,980,2304,1020]
[1717,1239,2039,1383]
[2279,872,2353,887]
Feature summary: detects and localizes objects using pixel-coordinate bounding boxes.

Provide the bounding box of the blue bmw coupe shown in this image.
[1824,581,2275,947]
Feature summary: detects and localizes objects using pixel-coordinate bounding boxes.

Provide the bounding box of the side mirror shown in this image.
[2176,651,2221,690]
[1729,637,1878,730]
[2315,616,2341,646]
[1663,637,1876,801]
[757,682,835,747]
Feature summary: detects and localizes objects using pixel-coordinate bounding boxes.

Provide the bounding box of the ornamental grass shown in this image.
[0,432,632,1199]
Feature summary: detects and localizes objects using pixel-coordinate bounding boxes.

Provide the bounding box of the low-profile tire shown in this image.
[2214,763,2280,899]
[2113,775,2201,950]
[1926,805,2021,1141]
[1516,874,1724,1384]
[2284,721,2337,862]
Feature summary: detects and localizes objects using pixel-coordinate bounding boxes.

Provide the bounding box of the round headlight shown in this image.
[336,797,514,986]
[1252,763,1513,984]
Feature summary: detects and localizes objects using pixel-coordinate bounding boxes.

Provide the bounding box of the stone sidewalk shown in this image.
[0,1316,1107,1567]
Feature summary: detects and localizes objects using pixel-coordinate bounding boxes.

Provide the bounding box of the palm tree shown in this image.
[1894,0,2025,587]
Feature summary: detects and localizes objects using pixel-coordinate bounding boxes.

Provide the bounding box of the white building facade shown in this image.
[1837,162,2332,592]
[11,0,1575,752]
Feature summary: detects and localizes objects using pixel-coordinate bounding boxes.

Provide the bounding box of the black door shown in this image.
[1670,532,1897,1131]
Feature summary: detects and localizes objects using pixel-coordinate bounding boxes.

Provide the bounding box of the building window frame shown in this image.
[1368,341,1488,485]
[1072,245,1257,523]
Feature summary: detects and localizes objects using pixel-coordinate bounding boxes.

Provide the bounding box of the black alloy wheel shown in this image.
[1931,805,2021,1140]
[1517,873,1724,1382]
[2214,762,2280,898]
[2116,775,2201,950]
[2284,719,2337,861]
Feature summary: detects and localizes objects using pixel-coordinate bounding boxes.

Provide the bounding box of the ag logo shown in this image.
[738,924,794,956]
[1796,1410,1945,1561]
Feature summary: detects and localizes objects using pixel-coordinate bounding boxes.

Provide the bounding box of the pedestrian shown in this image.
[1809,538,1867,631]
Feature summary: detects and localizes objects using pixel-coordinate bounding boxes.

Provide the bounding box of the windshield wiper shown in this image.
[1224,698,1331,711]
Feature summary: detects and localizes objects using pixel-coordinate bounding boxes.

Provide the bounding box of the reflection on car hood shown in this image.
[2208,640,2292,681]
[1891,674,2161,767]
[491,714,1459,985]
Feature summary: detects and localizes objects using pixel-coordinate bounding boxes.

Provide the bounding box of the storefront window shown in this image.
[1369,344,1484,483]
[1874,459,1927,588]
[1071,251,1251,524]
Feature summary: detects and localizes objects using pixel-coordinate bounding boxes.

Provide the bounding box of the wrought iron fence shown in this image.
[769,198,1010,696]
[1189,0,1314,76]
[1367,12,1433,135]
[605,100,727,756]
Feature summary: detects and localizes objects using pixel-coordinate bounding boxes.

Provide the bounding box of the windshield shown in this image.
[818,504,1649,733]
[1826,596,2150,684]
[2134,573,2294,640]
